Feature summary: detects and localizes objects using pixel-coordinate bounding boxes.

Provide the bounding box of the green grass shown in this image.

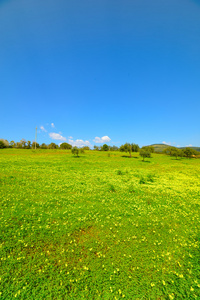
[0,149,200,299]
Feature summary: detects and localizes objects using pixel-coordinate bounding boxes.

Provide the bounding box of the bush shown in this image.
[60,143,72,149]
[117,170,123,175]
[71,147,79,157]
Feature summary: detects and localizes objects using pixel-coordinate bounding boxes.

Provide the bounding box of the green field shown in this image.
[1,149,200,299]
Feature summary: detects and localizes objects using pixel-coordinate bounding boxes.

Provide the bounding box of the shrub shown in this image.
[117,170,123,175]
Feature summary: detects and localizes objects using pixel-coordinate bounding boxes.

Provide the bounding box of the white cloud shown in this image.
[68,136,73,139]
[49,132,67,141]
[93,136,111,144]
[40,126,47,132]
[186,144,192,147]
[69,139,91,148]
[162,141,171,145]
[51,123,55,128]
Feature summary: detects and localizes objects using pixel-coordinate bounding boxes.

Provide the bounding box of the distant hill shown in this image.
[146,144,200,153]
[180,147,200,152]
[146,144,176,153]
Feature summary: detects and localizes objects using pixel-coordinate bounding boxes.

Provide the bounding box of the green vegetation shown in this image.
[1,149,200,299]
[139,149,152,161]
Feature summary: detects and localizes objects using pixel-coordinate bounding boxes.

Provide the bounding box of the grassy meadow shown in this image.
[0,149,200,299]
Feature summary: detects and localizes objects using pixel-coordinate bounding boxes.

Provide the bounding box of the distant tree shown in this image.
[93,145,100,151]
[48,143,57,149]
[16,142,23,148]
[171,148,180,160]
[32,142,40,149]
[26,141,31,149]
[102,144,109,151]
[0,139,9,148]
[40,143,48,149]
[9,140,16,148]
[80,148,85,153]
[139,149,151,161]
[60,142,72,149]
[163,146,175,155]
[20,139,27,148]
[0,141,6,148]
[71,146,79,157]
[81,146,90,150]
[131,144,140,152]
[110,145,119,151]
[141,146,154,153]
[119,143,132,157]
[183,147,196,158]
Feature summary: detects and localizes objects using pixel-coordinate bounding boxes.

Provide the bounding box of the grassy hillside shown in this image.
[146,144,176,152]
[148,144,200,153]
[180,146,200,152]
[1,149,200,299]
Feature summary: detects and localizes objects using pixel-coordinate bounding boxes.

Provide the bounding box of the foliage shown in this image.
[0,140,6,148]
[120,143,140,157]
[60,142,72,149]
[139,149,151,161]
[32,142,40,149]
[141,145,155,153]
[109,145,119,151]
[9,140,16,148]
[93,145,100,151]
[71,146,79,156]
[48,142,57,149]
[0,139,9,148]
[81,146,90,150]
[40,143,48,149]
[183,147,197,158]
[102,144,109,151]
[26,141,31,149]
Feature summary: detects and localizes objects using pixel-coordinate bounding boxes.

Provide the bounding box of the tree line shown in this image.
[0,139,198,159]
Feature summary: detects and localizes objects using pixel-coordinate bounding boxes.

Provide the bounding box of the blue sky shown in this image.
[0,0,200,148]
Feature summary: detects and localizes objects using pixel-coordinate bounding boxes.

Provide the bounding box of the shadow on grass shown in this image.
[121,156,138,159]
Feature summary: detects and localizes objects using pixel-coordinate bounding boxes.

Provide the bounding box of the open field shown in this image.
[0,149,200,299]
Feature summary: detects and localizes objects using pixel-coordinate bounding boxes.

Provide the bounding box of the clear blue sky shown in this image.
[0,0,200,148]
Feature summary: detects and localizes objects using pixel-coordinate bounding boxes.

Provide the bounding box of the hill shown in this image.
[146,144,200,153]
[146,144,177,153]
[180,146,200,152]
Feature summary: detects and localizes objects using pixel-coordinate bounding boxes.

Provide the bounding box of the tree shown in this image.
[139,149,151,161]
[32,142,40,149]
[119,143,132,157]
[0,141,6,148]
[48,143,57,149]
[60,143,72,149]
[0,139,9,148]
[9,140,16,148]
[26,141,31,149]
[131,143,140,152]
[81,146,90,150]
[183,147,196,158]
[171,148,180,160]
[141,146,154,153]
[93,145,99,151]
[71,147,79,157]
[20,139,27,148]
[110,145,119,151]
[16,142,23,148]
[102,144,109,151]
[40,143,48,149]
[163,146,175,155]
